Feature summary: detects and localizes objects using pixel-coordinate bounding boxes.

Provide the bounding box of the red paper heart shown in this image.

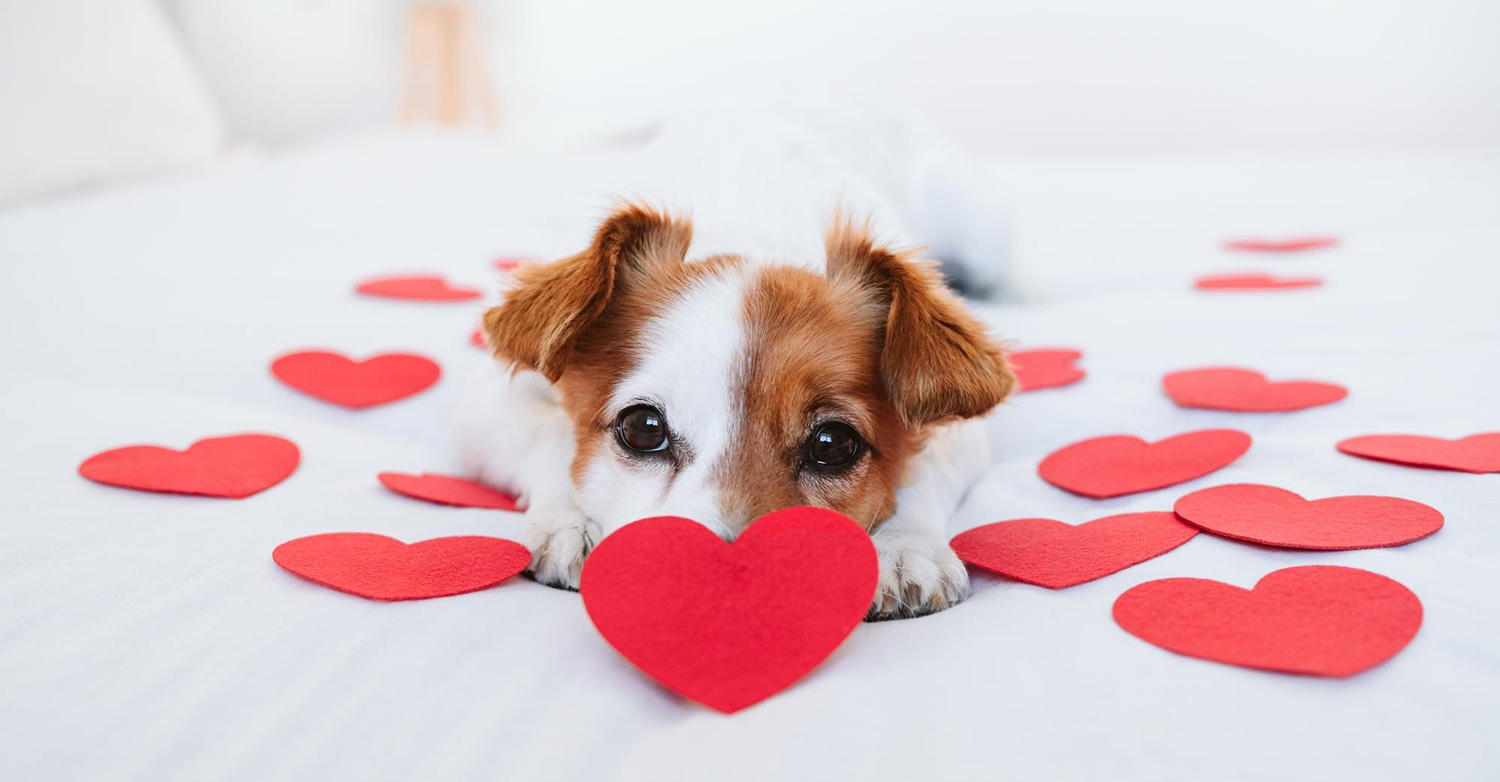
[580,507,878,713]
[78,434,299,498]
[378,472,520,511]
[273,533,530,601]
[1195,273,1323,291]
[1174,483,1442,550]
[1113,565,1422,677]
[1223,236,1338,253]
[1337,433,1500,474]
[1012,348,1085,392]
[1163,367,1347,412]
[271,350,440,409]
[355,275,482,301]
[1039,429,1251,499]
[951,512,1197,589]
[493,256,537,271]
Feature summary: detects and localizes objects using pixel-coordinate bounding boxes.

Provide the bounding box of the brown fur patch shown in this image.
[483,202,693,382]
[825,216,1016,426]
[709,264,912,532]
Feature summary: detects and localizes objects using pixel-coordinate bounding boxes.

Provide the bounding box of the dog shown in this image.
[455,201,1015,620]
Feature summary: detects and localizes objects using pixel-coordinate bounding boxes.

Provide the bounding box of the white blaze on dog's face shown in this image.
[483,205,1013,538]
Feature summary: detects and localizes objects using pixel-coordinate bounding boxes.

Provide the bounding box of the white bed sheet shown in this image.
[2,134,1497,781]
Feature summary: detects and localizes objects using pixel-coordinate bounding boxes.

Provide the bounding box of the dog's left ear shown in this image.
[826,218,1015,426]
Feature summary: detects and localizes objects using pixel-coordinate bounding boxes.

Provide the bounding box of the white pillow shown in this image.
[0,0,224,206]
[165,0,405,145]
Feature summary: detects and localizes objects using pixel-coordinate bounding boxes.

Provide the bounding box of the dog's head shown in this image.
[483,204,1014,538]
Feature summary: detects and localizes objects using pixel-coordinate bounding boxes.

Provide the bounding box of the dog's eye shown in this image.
[616,405,669,453]
[806,422,864,471]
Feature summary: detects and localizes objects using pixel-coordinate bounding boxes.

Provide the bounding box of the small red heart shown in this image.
[951,512,1197,589]
[1174,483,1442,550]
[1223,236,1338,253]
[355,275,482,301]
[273,533,530,601]
[1337,433,1500,474]
[580,507,877,713]
[271,350,440,409]
[469,329,486,347]
[78,434,299,498]
[1195,273,1323,291]
[1039,429,1251,499]
[1114,565,1422,677]
[378,472,520,511]
[493,256,537,271]
[1163,367,1346,412]
[1012,348,1085,392]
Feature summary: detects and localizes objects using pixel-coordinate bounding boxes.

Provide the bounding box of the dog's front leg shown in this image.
[866,419,990,620]
[454,365,599,590]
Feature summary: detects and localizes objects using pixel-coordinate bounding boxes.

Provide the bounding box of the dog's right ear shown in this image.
[483,203,691,381]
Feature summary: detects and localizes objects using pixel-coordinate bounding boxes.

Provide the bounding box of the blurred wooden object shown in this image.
[399,2,497,130]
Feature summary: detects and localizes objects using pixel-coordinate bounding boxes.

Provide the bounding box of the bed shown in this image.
[2,133,1496,781]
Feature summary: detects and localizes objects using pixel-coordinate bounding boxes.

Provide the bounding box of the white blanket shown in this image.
[1,135,1496,781]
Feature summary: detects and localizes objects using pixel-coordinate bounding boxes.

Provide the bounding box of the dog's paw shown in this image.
[866,532,970,621]
[518,509,601,591]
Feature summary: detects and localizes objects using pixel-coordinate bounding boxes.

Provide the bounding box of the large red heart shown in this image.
[1195,273,1323,291]
[1337,433,1500,474]
[951,512,1197,589]
[378,472,521,511]
[271,350,440,409]
[355,275,482,301]
[1223,236,1338,253]
[1113,565,1422,677]
[1174,483,1442,550]
[1163,367,1347,412]
[1011,348,1085,392]
[78,433,299,498]
[1039,429,1251,499]
[580,507,878,713]
[273,533,530,601]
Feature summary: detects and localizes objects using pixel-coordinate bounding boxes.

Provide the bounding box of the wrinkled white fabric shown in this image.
[1,134,1496,781]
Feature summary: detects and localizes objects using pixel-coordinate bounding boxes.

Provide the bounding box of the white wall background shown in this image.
[119,0,1500,156]
[482,0,1500,156]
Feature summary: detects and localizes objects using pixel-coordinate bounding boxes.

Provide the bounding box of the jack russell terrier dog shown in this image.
[454,104,1014,620]
[456,203,1013,619]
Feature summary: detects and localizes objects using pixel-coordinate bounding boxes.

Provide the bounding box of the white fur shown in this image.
[869,419,990,617]
[453,362,598,588]
[576,267,752,540]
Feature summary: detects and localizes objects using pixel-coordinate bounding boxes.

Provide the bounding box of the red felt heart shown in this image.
[1163,367,1347,412]
[1223,236,1338,253]
[1173,483,1442,550]
[1011,348,1085,392]
[378,472,521,511]
[1113,565,1422,677]
[469,329,486,347]
[580,507,878,713]
[78,433,299,498]
[493,256,537,271]
[355,274,482,301]
[1039,429,1251,499]
[273,533,530,601]
[271,350,440,409]
[951,512,1197,589]
[1195,273,1323,291]
[1337,433,1500,474]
